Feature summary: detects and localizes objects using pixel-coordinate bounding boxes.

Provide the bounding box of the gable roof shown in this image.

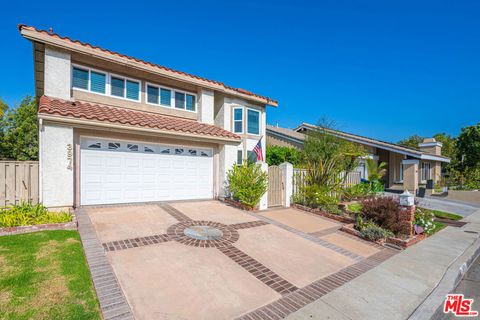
[266,123,450,163]
[18,25,278,107]
[38,95,241,142]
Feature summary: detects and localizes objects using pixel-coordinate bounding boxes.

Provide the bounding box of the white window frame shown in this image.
[246,108,261,136]
[71,64,141,103]
[145,82,197,113]
[399,163,404,182]
[109,72,141,102]
[72,64,107,95]
[233,107,244,134]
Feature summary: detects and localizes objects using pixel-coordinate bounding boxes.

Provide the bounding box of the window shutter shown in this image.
[90,71,106,94]
[72,67,89,90]
[126,80,139,100]
[111,77,125,97]
[160,88,171,106]
[147,85,159,104]
[186,94,195,111]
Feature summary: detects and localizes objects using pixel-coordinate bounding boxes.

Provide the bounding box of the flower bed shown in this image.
[0,203,75,236]
[0,210,76,236]
[292,203,355,224]
[340,223,425,249]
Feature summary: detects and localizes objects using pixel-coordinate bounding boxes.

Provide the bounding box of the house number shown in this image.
[67,144,73,170]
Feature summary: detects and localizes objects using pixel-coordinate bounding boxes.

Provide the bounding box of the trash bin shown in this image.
[417,187,426,198]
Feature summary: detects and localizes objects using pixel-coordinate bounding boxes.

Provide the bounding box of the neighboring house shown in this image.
[266,123,451,194]
[19,25,277,208]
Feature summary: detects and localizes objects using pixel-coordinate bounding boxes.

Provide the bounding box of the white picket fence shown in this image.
[292,169,361,198]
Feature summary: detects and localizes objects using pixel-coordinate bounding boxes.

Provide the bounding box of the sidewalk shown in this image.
[286,210,480,320]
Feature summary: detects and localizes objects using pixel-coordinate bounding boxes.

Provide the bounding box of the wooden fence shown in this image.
[0,161,39,206]
[292,169,361,199]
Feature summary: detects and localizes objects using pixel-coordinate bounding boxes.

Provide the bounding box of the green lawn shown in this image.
[0,230,101,320]
[430,209,463,221]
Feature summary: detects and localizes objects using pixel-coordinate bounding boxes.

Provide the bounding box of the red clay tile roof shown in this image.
[19,25,278,106]
[38,96,241,140]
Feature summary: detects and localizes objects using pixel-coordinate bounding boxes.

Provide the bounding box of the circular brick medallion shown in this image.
[184,226,223,240]
[167,220,239,248]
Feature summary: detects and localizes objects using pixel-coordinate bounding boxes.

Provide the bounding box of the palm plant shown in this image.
[366,158,387,181]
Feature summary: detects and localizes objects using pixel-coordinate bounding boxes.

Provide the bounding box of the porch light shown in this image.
[399,190,415,206]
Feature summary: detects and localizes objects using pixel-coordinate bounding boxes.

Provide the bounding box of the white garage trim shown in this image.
[80,136,214,205]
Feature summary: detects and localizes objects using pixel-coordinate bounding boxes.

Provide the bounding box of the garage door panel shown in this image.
[80,138,214,205]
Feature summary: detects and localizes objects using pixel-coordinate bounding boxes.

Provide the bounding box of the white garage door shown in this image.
[80,138,214,205]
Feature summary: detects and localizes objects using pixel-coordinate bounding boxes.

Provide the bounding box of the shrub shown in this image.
[266,145,301,166]
[227,162,268,209]
[414,207,436,235]
[297,184,342,214]
[369,180,385,193]
[342,182,373,201]
[360,220,394,241]
[0,202,71,227]
[360,197,410,235]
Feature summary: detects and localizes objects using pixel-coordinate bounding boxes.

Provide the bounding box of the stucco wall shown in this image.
[40,122,74,207]
[44,46,71,100]
[218,144,238,198]
[198,89,214,124]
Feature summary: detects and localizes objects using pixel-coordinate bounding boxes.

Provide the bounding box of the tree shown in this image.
[0,98,7,117]
[398,135,423,149]
[456,122,480,170]
[266,145,301,166]
[366,158,387,181]
[0,96,38,160]
[302,123,365,192]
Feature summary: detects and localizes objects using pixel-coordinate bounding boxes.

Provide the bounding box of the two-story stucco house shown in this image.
[19,25,277,208]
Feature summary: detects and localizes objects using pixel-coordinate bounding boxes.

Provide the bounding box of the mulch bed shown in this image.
[340,223,426,249]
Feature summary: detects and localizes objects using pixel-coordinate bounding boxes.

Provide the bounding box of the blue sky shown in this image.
[1,0,479,142]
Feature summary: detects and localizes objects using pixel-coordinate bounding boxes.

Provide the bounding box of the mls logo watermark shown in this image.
[443,294,478,317]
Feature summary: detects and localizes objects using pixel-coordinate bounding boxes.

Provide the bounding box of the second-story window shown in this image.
[233,108,243,133]
[160,88,171,106]
[147,85,159,104]
[72,67,89,90]
[90,71,106,94]
[72,64,140,102]
[111,76,140,101]
[111,77,125,98]
[174,91,196,111]
[247,109,260,135]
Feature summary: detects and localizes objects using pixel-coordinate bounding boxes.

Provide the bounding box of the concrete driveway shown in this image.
[82,201,396,320]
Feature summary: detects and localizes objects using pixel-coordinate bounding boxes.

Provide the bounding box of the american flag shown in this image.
[253,138,264,162]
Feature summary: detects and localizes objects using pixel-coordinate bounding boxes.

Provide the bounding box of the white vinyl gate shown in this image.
[80,138,213,205]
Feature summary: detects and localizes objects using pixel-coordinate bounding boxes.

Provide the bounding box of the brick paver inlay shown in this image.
[218,245,298,295]
[90,202,400,319]
[167,220,240,248]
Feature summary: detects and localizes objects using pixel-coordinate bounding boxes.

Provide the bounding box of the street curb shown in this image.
[408,232,480,320]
